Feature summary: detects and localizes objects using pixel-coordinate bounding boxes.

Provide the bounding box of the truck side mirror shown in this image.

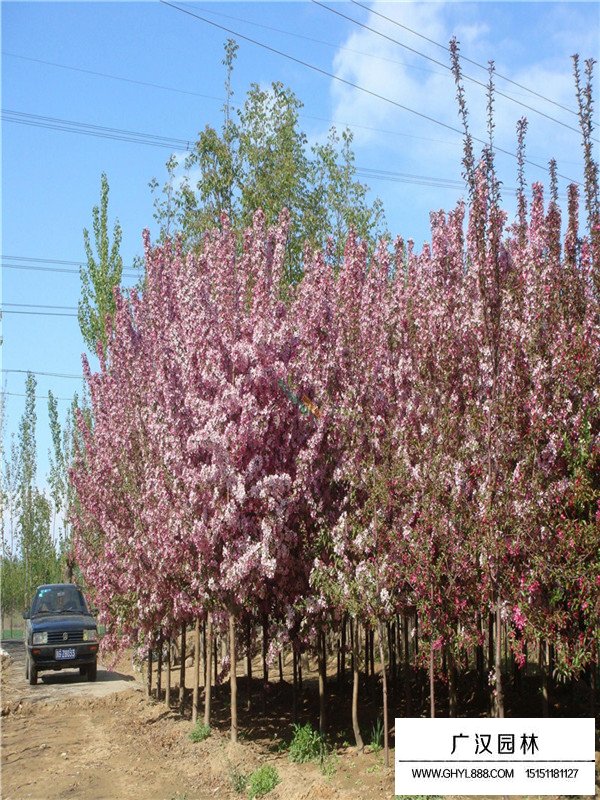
[22,610,30,619]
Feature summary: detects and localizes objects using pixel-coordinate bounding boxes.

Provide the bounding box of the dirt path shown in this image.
[0,641,375,800]
[1,641,220,800]
[2,641,598,800]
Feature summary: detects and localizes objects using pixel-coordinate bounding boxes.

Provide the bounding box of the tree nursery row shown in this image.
[70,57,599,753]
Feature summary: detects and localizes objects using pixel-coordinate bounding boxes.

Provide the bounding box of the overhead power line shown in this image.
[5,50,464,150]
[7,52,587,162]
[355,167,568,199]
[2,254,138,269]
[4,51,224,103]
[2,309,78,318]
[1,369,83,379]
[349,0,587,122]
[1,391,74,403]
[312,0,593,141]
[2,263,95,276]
[2,261,140,278]
[159,0,580,185]
[3,302,77,311]
[2,109,193,151]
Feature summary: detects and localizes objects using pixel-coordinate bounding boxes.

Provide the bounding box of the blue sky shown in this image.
[2,0,598,493]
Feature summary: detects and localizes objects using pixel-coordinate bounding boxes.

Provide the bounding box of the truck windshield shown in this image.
[32,587,88,615]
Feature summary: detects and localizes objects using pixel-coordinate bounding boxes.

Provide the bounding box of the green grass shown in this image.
[246,765,280,799]
[369,718,383,754]
[288,722,325,764]
[188,721,211,743]
[228,765,248,794]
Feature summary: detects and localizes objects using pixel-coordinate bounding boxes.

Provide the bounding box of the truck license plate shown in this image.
[55,648,76,660]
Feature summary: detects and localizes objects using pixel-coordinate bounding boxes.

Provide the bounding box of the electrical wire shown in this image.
[2,309,78,318]
[2,109,193,151]
[5,50,464,150]
[349,0,587,122]
[159,1,580,185]
[1,369,83,379]
[3,51,224,103]
[3,302,77,311]
[2,254,121,267]
[2,261,140,278]
[1,391,74,402]
[311,0,593,141]
[6,50,586,165]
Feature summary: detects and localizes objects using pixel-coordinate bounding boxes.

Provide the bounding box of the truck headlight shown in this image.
[32,631,48,645]
[83,629,98,641]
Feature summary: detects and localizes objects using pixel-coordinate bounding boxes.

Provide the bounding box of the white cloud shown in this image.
[320,1,594,243]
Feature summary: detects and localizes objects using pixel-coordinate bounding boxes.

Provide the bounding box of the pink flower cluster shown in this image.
[70,162,599,677]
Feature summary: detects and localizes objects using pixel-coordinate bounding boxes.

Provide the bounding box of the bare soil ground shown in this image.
[2,639,598,800]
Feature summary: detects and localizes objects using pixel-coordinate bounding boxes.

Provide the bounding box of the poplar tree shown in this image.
[151,40,385,282]
[79,172,124,357]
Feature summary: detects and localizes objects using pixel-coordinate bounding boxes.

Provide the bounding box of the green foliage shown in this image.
[288,722,325,764]
[369,717,383,754]
[48,391,81,578]
[79,172,123,357]
[246,765,280,799]
[320,750,339,778]
[228,765,248,794]
[6,374,61,610]
[188,721,211,743]
[151,41,385,284]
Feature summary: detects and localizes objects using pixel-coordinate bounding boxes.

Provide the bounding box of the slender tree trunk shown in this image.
[340,614,347,684]
[156,634,163,701]
[494,601,504,718]
[165,637,171,708]
[403,613,411,715]
[589,652,597,720]
[230,613,238,742]
[488,612,494,673]
[204,614,212,726]
[213,632,218,687]
[318,631,327,736]
[279,651,284,683]
[192,619,200,724]
[262,613,269,714]
[246,620,253,710]
[146,646,153,699]
[395,614,402,677]
[179,621,186,713]
[351,618,364,750]
[388,622,396,686]
[377,621,390,768]
[414,611,419,658]
[429,644,436,718]
[476,613,485,688]
[540,639,549,717]
[292,647,298,723]
[448,647,457,717]
[369,628,375,677]
[512,632,522,693]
